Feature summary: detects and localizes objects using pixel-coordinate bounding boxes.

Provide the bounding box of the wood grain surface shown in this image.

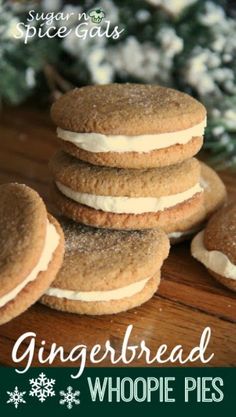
[0,105,235,368]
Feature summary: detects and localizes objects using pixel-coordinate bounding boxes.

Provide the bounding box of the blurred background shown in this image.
[0,0,236,167]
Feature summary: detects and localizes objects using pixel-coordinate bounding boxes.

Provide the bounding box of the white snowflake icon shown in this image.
[29,372,55,402]
[7,386,26,408]
[59,386,80,409]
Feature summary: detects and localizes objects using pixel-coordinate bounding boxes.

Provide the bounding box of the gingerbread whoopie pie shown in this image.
[51,84,206,169]
[191,203,236,292]
[0,183,64,325]
[168,161,227,243]
[41,218,170,315]
[50,151,204,230]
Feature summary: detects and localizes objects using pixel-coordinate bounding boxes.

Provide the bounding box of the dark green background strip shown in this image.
[0,367,234,416]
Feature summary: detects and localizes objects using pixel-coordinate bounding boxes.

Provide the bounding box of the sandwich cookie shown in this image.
[50,151,203,230]
[168,162,227,244]
[191,203,236,292]
[0,183,64,325]
[51,84,206,169]
[41,218,170,315]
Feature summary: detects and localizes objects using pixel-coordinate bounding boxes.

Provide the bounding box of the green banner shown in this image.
[0,367,234,416]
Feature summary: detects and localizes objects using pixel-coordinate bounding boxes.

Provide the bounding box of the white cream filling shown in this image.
[168,176,209,240]
[56,182,202,214]
[168,229,199,239]
[200,177,209,189]
[45,277,150,302]
[191,231,236,280]
[0,221,60,308]
[57,118,206,153]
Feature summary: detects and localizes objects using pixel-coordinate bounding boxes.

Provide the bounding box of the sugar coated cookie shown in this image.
[50,151,203,230]
[0,183,65,325]
[51,84,206,169]
[41,218,170,315]
[168,162,227,244]
[191,203,236,292]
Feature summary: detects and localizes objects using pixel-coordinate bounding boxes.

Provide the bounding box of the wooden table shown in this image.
[0,106,235,368]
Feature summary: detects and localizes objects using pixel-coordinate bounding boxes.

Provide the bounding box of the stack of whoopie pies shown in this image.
[0,84,229,326]
[44,83,227,315]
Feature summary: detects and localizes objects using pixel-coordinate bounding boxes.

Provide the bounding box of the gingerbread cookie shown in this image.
[191,203,236,292]
[50,151,203,230]
[168,162,227,243]
[0,183,64,325]
[41,218,170,315]
[51,84,206,169]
